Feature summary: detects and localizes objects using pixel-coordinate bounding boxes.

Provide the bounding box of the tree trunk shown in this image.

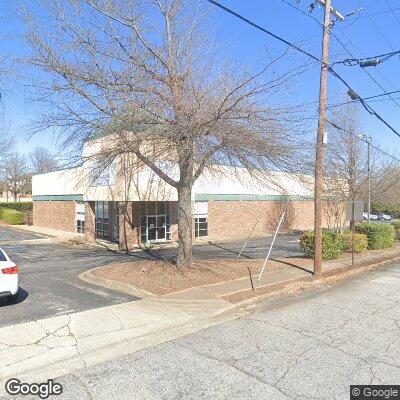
[177,184,193,268]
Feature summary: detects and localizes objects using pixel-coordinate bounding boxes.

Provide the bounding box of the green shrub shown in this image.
[0,207,24,225]
[341,231,368,253]
[355,222,394,250]
[299,231,344,260]
[0,202,32,212]
[391,220,400,240]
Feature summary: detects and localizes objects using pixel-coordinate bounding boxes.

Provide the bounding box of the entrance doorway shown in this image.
[146,215,166,242]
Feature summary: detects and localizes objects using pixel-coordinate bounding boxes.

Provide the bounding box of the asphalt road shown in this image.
[0,225,301,327]
[13,262,400,400]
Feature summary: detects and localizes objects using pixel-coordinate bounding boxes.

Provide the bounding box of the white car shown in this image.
[0,248,19,302]
[363,213,379,220]
[381,214,392,221]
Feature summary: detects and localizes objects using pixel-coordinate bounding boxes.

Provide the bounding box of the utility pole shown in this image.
[313,0,332,276]
[367,137,371,226]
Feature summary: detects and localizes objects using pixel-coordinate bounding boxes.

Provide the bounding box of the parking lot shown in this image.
[0,225,301,327]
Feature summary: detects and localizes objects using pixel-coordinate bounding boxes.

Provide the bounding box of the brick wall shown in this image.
[33,200,76,232]
[207,200,330,238]
[84,201,96,243]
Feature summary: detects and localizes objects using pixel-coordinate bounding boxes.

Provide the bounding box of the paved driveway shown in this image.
[0,228,140,327]
[0,225,301,327]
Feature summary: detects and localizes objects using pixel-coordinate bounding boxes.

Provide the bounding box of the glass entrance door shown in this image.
[147,215,166,242]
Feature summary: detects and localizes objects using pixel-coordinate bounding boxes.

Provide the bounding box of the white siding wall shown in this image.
[32,167,86,196]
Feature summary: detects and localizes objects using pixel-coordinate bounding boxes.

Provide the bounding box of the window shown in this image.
[95,201,109,239]
[95,201,119,241]
[76,201,85,234]
[0,250,6,262]
[195,201,208,238]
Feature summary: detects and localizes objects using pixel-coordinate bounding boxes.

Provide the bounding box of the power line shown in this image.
[384,0,400,29]
[280,0,400,111]
[359,6,400,19]
[335,25,400,109]
[328,88,400,109]
[205,0,400,138]
[327,119,400,164]
[361,10,394,50]
[334,49,400,67]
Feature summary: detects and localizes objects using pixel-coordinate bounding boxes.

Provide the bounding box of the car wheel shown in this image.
[7,293,18,303]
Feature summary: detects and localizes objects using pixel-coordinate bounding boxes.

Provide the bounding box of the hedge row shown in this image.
[0,202,33,212]
[355,222,394,250]
[0,207,24,225]
[342,232,368,254]
[299,227,386,260]
[300,231,346,260]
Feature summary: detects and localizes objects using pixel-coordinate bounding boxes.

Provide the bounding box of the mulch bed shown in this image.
[91,242,400,297]
[91,257,313,296]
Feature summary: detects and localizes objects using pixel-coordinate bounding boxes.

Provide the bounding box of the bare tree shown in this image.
[30,146,59,174]
[323,104,368,230]
[21,0,306,267]
[2,152,29,202]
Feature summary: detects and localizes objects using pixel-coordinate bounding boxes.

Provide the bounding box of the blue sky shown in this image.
[1,0,400,158]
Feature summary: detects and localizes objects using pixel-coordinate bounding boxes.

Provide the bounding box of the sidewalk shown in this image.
[7,224,85,243]
[0,295,240,394]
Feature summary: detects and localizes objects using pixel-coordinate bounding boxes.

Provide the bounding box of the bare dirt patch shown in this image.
[91,257,313,296]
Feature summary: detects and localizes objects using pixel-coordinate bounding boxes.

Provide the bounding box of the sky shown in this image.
[0,0,399,160]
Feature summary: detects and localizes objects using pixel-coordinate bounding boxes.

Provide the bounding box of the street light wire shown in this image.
[205,0,400,138]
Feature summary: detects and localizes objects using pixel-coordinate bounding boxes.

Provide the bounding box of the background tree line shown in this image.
[0,132,59,201]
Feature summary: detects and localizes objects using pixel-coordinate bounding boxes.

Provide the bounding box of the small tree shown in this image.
[30,146,59,174]
[21,0,305,267]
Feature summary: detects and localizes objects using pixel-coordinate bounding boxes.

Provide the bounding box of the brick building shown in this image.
[32,136,327,250]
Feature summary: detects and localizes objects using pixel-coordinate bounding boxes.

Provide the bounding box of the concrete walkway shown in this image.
[0,295,240,394]
[6,224,85,242]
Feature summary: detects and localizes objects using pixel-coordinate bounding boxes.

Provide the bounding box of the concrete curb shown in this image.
[79,268,154,299]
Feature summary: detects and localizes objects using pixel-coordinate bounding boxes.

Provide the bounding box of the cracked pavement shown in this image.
[3,262,400,399]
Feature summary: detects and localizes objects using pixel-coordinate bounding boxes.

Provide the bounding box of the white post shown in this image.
[237,221,258,260]
[258,212,285,282]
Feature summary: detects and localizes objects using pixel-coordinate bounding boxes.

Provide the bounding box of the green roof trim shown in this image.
[33,194,84,201]
[194,194,314,201]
